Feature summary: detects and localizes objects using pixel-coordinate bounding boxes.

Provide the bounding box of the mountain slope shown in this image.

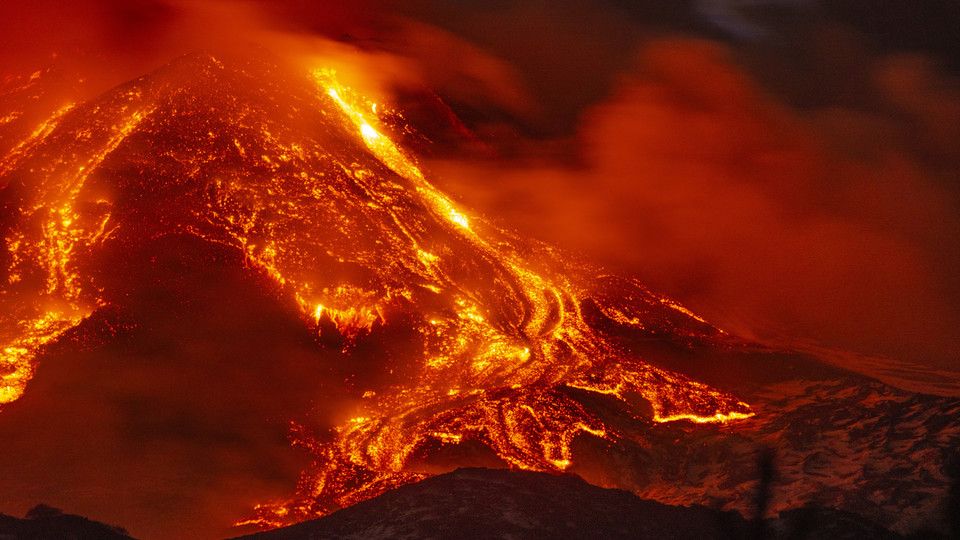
[234,468,903,540]
[0,52,956,538]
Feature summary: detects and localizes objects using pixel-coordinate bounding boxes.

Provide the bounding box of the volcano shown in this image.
[0,52,957,539]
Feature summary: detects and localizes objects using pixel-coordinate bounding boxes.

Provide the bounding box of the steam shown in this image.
[426,37,960,371]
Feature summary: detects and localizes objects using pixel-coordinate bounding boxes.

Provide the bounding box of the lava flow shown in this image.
[0,54,752,530]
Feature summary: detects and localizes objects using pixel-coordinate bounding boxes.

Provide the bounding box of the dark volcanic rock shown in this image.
[234,468,901,540]
[0,504,133,539]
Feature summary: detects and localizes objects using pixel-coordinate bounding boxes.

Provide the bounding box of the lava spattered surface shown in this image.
[0,53,752,529]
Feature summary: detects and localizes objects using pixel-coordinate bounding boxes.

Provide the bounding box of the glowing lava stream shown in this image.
[236,71,754,527]
[1,104,152,405]
[0,60,752,530]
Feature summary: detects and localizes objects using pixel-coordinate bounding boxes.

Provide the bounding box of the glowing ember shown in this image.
[0,57,752,530]
[240,68,753,526]
[1,99,151,405]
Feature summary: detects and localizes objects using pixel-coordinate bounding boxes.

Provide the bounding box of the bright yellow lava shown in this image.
[0,63,753,531]
[1,102,152,407]
[233,69,755,528]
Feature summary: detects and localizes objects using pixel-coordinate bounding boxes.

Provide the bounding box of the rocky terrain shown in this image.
[0,505,132,539]
[233,467,908,540]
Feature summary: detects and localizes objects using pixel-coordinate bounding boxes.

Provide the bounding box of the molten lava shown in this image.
[0,54,752,530]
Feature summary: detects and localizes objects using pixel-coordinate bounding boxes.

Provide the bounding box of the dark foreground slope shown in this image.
[0,504,133,539]
[235,468,901,540]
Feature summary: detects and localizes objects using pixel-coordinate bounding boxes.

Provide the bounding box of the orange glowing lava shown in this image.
[0,57,752,531]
